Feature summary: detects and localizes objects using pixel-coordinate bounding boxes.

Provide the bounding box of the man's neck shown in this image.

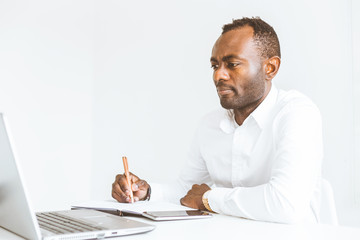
[233,106,258,126]
[233,85,272,126]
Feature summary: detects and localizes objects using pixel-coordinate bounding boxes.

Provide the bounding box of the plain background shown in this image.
[0,0,359,227]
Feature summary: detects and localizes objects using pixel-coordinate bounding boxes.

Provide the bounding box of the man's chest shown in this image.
[199,123,276,188]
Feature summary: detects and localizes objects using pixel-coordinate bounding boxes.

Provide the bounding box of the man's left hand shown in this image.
[180,183,211,210]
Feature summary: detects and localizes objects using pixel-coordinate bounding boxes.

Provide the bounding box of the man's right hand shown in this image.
[111,172,150,203]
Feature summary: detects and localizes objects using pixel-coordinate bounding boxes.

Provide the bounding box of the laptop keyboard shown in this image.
[36,212,107,235]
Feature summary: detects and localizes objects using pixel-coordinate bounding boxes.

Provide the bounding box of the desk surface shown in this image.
[2,213,360,240]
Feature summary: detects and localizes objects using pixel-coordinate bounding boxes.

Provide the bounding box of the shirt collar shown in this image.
[251,84,278,129]
[220,110,238,134]
[219,84,278,133]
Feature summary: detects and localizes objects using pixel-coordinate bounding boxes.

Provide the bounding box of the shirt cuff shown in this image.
[207,187,232,214]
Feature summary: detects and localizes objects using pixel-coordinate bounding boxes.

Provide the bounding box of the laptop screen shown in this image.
[0,113,41,239]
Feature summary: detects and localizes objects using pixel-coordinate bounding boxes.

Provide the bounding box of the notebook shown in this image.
[71,200,212,221]
[72,200,194,215]
[0,113,155,240]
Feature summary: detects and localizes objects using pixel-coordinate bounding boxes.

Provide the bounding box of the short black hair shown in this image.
[222,17,281,59]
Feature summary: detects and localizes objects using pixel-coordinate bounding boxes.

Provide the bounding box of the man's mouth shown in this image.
[217,87,234,96]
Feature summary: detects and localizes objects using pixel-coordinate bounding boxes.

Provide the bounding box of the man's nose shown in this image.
[213,65,230,83]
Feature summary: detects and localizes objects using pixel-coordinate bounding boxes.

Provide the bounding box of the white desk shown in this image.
[2,213,360,240]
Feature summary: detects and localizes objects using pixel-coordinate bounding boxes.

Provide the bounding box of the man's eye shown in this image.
[228,62,240,68]
[211,64,219,70]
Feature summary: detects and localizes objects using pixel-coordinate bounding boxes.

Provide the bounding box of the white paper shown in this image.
[72,199,194,214]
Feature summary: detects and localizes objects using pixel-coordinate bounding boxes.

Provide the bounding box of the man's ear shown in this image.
[264,56,281,80]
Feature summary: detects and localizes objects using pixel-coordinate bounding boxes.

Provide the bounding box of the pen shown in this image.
[122,156,134,203]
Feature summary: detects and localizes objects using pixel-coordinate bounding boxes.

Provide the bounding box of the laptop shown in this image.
[0,113,155,239]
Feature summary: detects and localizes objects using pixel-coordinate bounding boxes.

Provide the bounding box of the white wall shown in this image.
[351,0,360,225]
[1,0,359,227]
[0,0,94,211]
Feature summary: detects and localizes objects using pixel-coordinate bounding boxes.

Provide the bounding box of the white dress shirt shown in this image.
[151,84,323,224]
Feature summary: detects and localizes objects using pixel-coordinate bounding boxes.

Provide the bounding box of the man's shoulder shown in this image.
[277,89,319,110]
[275,88,321,119]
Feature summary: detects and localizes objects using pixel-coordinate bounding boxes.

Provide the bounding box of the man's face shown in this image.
[210,26,267,111]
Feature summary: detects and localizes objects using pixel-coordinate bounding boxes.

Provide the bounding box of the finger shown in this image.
[192,184,200,190]
[126,172,141,193]
[129,172,140,183]
[180,197,185,206]
[186,186,195,195]
[114,174,134,203]
[132,179,148,191]
[180,197,191,207]
[200,183,211,191]
[112,181,130,203]
[116,173,148,201]
[132,180,148,200]
[117,174,132,194]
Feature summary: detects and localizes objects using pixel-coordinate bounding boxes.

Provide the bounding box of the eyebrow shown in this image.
[210,54,245,62]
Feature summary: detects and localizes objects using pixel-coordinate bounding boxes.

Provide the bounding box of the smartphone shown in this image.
[142,210,212,221]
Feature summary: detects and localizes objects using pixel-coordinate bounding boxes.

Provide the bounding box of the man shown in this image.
[111,17,323,224]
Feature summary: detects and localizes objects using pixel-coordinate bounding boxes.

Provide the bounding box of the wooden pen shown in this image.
[122,156,134,203]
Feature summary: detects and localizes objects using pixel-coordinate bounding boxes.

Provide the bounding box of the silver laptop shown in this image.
[0,113,155,239]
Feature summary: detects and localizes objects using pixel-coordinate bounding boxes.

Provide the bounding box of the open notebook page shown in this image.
[71,200,195,215]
